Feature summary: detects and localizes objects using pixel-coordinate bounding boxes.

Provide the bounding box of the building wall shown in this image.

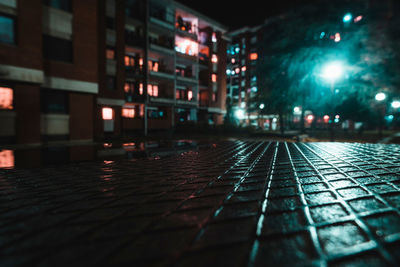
[0,0,43,70]
[43,0,98,83]
[69,93,94,140]
[15,84,41,144]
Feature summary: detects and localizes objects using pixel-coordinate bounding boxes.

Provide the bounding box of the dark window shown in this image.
[43,34,73,62]
[106,76,116,90]
[44,0,72,12]
[106,17,115,30]
[41,89,68,114]
[0,14,15,45]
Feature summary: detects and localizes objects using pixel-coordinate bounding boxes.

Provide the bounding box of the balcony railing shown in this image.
[125,30,145,47]
[149,5,174,25]
[149,36,174,51]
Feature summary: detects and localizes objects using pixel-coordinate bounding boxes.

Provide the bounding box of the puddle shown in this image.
[0,140,210,169]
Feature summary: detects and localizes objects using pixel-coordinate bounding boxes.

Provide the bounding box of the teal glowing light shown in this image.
[343,13,353,23]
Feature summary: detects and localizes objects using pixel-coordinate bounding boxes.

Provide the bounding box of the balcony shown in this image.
[125,30,145,48]
[125,67,144,80]
[149,36,175,55]
[149,5,174,31]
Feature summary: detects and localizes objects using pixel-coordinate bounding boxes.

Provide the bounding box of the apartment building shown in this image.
[0,0,228,144]
[95,0,228,140]
[226,25,265,127]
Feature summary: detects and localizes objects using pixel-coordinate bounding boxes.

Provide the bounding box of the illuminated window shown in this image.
[139,83,143,95]
[125,55,135,67]
[211,54,218,63]
[106,48,115,60]
[0,150,14,168]
[250,53,258,60]
[0,87,13,110]
[188,90,193,101]
[199,44,210,61]
[231,58,236,64]
[211,74,217,83]
[122,108,135,118]
[0,15,15,45]
[148,108,166,119]
[139,58,144,69]
[212,32,217,43]
[153,62,159,72]
[235,67,240,74]
[102,107,114,120]
[148,60,159,72]
[212,93,217,102]
[153,85,158,97]
[147,84,159,97]
[175,36,198,56]
[124,83,133,93]
[241,66,247,72]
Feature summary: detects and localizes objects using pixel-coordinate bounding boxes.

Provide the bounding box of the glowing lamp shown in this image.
[343,13,353,23]
[375,92,386,101]
[322,62,343,81]
[391,101,400,109]
[235,109,245,120]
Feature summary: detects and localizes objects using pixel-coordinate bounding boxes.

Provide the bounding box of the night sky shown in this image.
[175,0,319,30]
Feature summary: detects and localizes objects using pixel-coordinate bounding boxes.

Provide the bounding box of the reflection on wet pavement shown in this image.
[0,141,399,266]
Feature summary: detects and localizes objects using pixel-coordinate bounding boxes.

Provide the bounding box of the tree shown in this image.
[256,0,400,133]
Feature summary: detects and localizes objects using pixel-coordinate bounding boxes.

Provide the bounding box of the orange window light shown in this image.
[250,53,258,60]
[188,90,193,101]
[106,49,115,60]
[0,150,14,168]
[124,83,131,93]
[147,84,153,96]
[211,74,217,83]
[211,54,218,63]
[122,108,135,118]
[0,87,13,109]
[153,85,159,97]
[124,56,130,66]
[139,83,143,95]
[153,62,159,72]
[102,107,113,120]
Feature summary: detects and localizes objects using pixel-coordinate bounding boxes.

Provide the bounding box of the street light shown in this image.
[375,92,386,101]
[322,61,344,141]
[375,92,387,137]
[322,62,343,82]
[235,109,245,120]
[343,13,353,23]
[391,100,400,109]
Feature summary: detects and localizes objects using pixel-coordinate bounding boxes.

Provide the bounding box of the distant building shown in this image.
[226,25,272,128]
[0,0,228,144]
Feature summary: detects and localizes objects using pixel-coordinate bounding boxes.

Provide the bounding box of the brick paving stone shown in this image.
[1,141,400,266]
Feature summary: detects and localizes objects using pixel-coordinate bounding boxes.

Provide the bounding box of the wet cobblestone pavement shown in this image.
[1,141,400,266]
